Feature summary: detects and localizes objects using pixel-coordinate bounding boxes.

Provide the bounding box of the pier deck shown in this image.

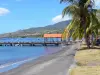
[0,42,62,46]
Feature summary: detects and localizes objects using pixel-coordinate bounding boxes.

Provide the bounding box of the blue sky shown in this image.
[0,0,99,34]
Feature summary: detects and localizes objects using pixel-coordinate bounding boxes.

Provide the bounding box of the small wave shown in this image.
[0,57,39,73]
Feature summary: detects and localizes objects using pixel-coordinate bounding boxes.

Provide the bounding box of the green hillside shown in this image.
[0,20,70,38]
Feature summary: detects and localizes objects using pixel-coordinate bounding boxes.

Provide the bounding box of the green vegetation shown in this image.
[61,0,100,48]
[0,20,70,38]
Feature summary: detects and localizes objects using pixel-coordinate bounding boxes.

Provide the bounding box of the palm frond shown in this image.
[62,4,80,17]
[86,11,100,35]
[85,0,91,8]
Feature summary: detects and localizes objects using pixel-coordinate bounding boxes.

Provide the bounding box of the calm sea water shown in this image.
[0,38,62,73]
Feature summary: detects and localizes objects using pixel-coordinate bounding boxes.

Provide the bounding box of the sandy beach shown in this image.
[0,43,80,75]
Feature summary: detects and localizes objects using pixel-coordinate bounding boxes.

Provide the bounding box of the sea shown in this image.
[0,38,62,73]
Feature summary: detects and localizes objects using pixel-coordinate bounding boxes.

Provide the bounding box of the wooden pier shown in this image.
[0,42,61,46]
[0,34,63,46]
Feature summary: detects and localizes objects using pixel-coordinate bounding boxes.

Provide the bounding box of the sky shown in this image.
[0,0,100,34]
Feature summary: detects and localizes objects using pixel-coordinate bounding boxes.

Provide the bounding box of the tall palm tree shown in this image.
[61,0,100,48]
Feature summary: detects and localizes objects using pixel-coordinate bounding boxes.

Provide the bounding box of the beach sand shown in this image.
[0,43,80,75]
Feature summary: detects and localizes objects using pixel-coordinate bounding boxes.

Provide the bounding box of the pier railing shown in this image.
[0,41,62,46]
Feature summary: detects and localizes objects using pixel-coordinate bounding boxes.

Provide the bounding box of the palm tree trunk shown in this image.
[80,10,90,48]
[85,34,90,48]
[80,7,91,48]
[91,33,94,48]
[84,24,90,48]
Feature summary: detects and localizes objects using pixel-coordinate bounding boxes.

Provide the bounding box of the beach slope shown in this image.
[1,43,80,75]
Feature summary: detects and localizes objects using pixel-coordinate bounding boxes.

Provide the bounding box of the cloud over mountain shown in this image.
[52,14,71,23]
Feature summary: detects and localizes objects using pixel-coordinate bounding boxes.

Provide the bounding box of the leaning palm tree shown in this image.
[61,0,100,48]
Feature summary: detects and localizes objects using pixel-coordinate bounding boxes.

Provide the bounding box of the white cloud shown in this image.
[52,14,71,23]
[0,8,10,16]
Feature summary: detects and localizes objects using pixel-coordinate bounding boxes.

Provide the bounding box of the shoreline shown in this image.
[0,45,62,73]
[1,43,79,75]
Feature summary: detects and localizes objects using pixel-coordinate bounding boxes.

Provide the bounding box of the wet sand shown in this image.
[1,43,80,75]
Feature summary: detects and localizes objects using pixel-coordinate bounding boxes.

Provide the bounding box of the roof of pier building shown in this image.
[44,34,62,38]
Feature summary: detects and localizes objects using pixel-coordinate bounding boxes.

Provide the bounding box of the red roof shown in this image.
[44,34,62,38]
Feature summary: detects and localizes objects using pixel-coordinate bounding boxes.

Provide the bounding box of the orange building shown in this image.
[43,34,62,43]
[44,34,62,38]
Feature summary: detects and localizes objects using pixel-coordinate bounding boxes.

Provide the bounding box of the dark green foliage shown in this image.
[61,0,100,48]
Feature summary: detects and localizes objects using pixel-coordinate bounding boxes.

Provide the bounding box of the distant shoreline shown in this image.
[0,20,70,38]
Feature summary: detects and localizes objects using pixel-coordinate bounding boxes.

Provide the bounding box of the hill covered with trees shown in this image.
[0,20,70,38]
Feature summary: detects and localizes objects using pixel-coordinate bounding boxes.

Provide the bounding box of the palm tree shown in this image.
[61,0,100,48]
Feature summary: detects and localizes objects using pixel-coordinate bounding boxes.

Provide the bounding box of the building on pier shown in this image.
[43,34,62,45]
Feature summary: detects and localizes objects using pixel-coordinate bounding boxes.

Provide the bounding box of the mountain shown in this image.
[0,20,71,38]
